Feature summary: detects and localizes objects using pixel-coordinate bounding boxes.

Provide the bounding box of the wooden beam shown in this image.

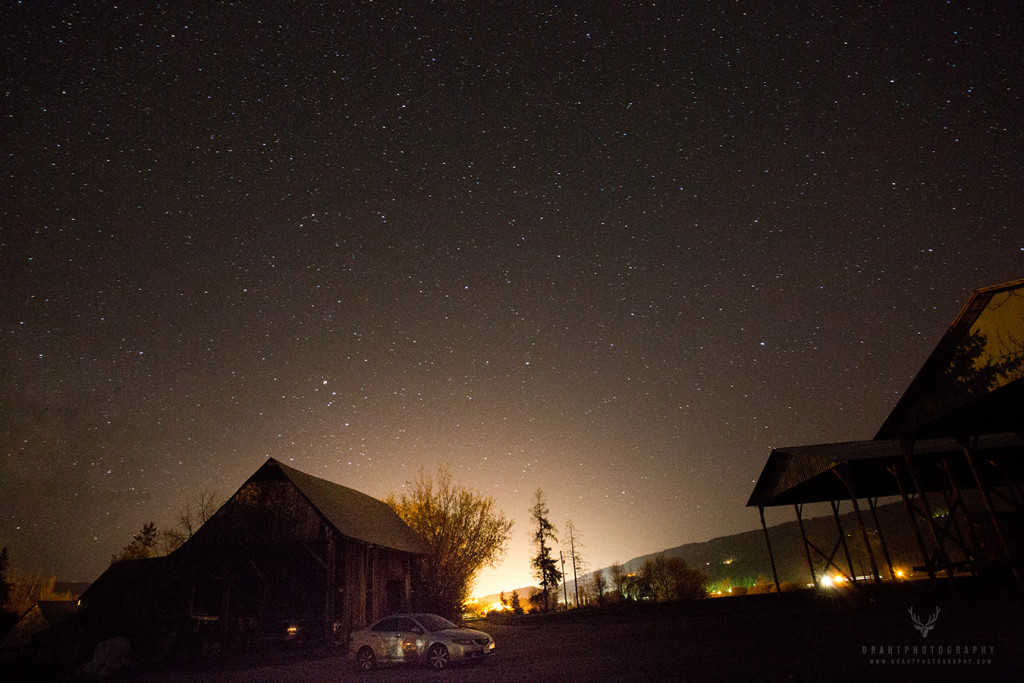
[758,506,782,595]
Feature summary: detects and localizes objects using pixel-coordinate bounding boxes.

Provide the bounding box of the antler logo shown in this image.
[909,607,941,638]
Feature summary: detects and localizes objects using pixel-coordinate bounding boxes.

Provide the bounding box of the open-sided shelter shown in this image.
[748,279,1024,590]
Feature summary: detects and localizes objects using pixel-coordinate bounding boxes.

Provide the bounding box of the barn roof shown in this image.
[77,556,168,609]
[0,600,78,650]
[252,458,429,555]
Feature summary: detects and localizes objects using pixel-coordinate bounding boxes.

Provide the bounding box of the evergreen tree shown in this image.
[530,489,561,610]
[590,567,608,606]
[134,522,159,550]
[510,589,524,615]
[111,521,160,563]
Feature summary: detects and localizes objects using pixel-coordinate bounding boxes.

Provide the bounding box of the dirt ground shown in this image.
[129,581,1023,682]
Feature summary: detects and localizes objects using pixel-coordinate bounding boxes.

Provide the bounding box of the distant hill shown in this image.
[477,501,927,604]
[473,585,541,610]
[573,500,924,593]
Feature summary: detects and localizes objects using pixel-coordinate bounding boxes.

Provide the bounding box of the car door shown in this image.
[393,617,425,661]
[369,617,404,662]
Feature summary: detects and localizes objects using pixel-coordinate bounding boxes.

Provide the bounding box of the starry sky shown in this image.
[2,2,1021,597]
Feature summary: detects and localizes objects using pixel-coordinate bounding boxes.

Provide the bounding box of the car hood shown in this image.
[437,627,490,640]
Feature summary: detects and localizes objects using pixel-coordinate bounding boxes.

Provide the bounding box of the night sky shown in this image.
[2,2,1021,597]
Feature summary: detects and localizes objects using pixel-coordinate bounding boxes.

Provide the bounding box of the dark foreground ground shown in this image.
[123,581,1024,682]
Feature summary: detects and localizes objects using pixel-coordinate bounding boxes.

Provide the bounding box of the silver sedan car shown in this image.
[349,613,495,670]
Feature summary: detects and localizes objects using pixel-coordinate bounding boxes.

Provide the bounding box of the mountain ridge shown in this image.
[480,500,925,604]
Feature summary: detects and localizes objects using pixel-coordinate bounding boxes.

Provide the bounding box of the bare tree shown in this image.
[4,567,75,616]
[561,520,586,608]
[638,555,707,602]
[388,464,514,620]
[163,489,222,552]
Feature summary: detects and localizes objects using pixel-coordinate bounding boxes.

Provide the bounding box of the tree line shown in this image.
[527,489,707,611]
[0,546,78,629]
[109,489,223,563]
[103,467,705,624]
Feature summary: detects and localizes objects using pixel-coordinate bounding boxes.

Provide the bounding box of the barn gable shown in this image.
[192,458,427,555]
[176,458,428,646]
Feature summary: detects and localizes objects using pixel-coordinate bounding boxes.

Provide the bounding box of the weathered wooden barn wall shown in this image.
[176,461,424,646]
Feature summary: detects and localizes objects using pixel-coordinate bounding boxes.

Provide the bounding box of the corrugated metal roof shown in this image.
[750,279,1024,508]
[266,459,429,555]
[747,433,1024,507]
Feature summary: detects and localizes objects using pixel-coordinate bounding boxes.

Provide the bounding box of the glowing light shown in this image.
[818,573,847,589]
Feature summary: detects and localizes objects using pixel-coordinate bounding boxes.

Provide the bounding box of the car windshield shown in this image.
[416,614,458,631]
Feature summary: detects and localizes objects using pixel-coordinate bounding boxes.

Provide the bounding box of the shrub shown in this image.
[637,555,707,602]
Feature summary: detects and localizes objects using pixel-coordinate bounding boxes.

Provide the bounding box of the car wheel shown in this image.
[356,646,376,671]
[428,643,450,669]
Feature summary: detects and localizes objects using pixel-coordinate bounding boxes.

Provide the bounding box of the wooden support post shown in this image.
[794,504,819,589]
[890,461,936,582]
[830,500,858,583]
[940,458,982,567]
[404,555,413,612]
[835,465,881,583]
[962,441,1021,585]
[850,495,881,583]
[900,438,956,583]
[325,533,336,646]
[357,546,367,627]
[221,581,230,638]
[989,454,1024,509]
[866,497,897,580]
[759,506,782,595]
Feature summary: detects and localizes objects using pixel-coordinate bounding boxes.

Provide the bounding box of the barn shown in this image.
[176,458,429,647]
[77,458,428,653]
